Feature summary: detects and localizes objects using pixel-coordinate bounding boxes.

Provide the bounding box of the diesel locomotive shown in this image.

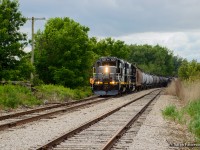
[90,57,169,96]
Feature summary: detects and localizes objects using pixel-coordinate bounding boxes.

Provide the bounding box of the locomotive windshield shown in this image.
[102,61,116,66]
[94,66,117,80]
[98,66,116,74]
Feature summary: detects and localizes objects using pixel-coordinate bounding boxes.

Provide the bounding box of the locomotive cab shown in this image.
[92,57,122,95]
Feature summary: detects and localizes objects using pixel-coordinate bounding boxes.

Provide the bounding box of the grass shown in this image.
[35,84,93,103]
[163,79,200,142]
[165,79,200,104]
[0,84,93,110]
[186,100,200,141]
[162,105,178,120]
[162,99,200,141]
[0,84,42,109]
[162,105,184,123]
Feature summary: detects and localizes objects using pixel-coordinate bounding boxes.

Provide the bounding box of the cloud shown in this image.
[114,31,200,61]
[19,0,200,36]
[18,0,200,62]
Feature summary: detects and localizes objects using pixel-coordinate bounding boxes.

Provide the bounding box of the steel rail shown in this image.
[0,96,98,121]
[101,90,161,150]
[36,89,160,150]
[0,96,97,121]
[0,97,110,130]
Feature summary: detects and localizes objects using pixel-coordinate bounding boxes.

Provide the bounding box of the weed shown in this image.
[165,80,200,104]
[162,105,179,121]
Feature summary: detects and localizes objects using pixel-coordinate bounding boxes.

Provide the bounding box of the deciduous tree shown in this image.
[35,17,95,87]
[0,0,27,80]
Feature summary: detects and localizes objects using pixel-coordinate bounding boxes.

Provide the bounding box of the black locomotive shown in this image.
[90,57,169,96]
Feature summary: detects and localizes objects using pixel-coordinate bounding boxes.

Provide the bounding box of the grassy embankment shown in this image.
[0,84,92,110]
[162,79,200,141]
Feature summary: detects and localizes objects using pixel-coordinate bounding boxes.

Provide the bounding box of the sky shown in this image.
[19,0,200,62]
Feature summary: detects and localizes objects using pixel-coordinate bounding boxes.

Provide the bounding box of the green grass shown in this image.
[0,85,42,109]
[185,99,200,141]
[162,105,183,122]
[35,84,92,102]
[162,99,200,142]
[0,84,93,110]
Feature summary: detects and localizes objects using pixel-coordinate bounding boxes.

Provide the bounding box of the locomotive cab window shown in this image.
[96,62,101,67]
[102,61,116,66]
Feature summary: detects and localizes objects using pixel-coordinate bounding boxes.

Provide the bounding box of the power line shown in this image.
[27,17,45,80]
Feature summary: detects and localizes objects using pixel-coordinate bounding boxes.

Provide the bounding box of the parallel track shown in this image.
[0,96,99,121]
[36,89,161,150]
[0,96,112,130]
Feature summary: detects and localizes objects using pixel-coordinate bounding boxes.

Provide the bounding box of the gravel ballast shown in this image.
[0,89,156,150]
[128,94,195,150]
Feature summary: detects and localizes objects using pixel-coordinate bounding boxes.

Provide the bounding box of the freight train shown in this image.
[90,57,170,96]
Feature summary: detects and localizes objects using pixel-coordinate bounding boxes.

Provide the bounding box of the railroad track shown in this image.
[36,89,161,150]
[0,96,112,130]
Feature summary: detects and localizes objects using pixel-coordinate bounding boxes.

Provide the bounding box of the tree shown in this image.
[178,60,200,81]
[0,0,27,80]
[128,44,175,76]
[172,56,184,76]
[92,37,130,60]
[35,17,95,88]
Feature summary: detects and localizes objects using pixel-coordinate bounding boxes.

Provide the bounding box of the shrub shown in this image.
[35,84,92,102]
[0,85,41,109]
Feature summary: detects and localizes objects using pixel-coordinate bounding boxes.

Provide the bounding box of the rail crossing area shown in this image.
[0,89,194,150]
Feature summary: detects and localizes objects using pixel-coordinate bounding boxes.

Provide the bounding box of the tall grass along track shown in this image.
[36,89,161,150]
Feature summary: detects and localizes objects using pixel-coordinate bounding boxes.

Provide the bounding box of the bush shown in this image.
[0,85,41,109]
[35,84,92,102]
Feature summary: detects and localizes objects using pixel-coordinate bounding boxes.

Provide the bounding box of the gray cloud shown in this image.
[19,0,200,36]
[19,0,200,61]
[114,31,200,61]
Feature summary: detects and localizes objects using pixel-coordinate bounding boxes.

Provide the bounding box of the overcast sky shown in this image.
[19,0,200,62]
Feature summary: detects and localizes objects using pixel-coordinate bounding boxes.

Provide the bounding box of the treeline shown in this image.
[34,17,183,88]
[178,60,200,81]
[1,0,197,89]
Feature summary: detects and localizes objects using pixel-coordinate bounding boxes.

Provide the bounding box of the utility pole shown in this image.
[27,17,45,80]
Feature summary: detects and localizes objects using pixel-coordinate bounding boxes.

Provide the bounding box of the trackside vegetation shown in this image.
[0,84,92,109]
[163,60,200,141]
[35,85,92,102]
[0,85,41,109]
[162,98,200,141]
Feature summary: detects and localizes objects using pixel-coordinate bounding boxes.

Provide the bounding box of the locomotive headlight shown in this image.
[111,81,115,84]
[105,66,109,73]
[110,81,117,85]
[95,81,102,84]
